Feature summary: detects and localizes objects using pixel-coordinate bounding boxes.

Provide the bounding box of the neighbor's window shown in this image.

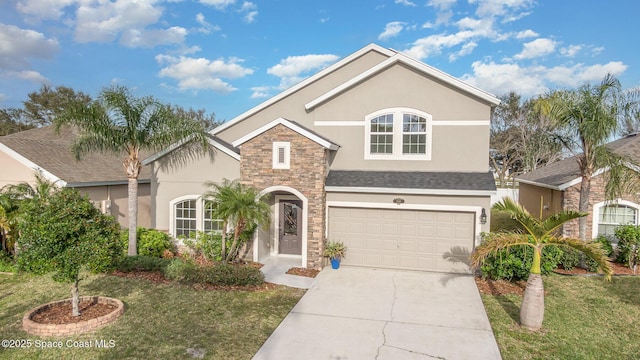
[365,108,432,160]
[174,199,197,237]
[597,204,638,238]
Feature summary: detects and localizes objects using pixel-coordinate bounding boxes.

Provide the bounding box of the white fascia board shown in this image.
[516,178,563,191]
[305,53,500,111]
[0,142,66,187]
[232,118,340,150]
[325,186,495,196]
[213,44,396,136]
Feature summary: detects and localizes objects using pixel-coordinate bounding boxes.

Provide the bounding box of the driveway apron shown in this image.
[253,267,502,360]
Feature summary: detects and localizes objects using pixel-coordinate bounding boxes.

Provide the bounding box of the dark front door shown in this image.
[279,200,302,255]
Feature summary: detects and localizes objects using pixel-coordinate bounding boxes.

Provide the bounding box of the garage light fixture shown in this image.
[393,197,405,205]
[480,208,487,224]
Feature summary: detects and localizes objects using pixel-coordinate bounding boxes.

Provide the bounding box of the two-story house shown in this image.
[144,44,500,273]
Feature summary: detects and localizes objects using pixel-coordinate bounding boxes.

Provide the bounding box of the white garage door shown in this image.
[328,207,475,273]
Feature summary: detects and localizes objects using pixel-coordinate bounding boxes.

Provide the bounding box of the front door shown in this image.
[278,200,302,255]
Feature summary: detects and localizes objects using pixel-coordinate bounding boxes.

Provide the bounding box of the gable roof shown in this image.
[0,125,151,187]
[326,170,496,195]
[305,51,500,111]
[141,133,240,165]
[232,118,340,150]
[211,43,396,136]
[517,133,640,190]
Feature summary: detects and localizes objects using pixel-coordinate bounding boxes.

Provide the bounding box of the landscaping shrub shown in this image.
[115,255,171,272]
[480,243,563,281]
[594,235,614,257]
[164,258,264,286]
[558,247,600,272]
[182,231,232,262]
[121,228,174,258]
[0,252,16,273]
[614,225,640,268]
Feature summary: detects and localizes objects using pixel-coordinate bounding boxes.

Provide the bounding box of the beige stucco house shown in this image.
[518,133,640,243]
[145,44,500,272]
[0,125,151,228]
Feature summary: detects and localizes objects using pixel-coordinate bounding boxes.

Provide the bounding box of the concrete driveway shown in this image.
[253,267,502,360]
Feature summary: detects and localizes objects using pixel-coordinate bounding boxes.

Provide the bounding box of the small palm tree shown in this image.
[56,85,209,255]
[471,198,612,331]
[205,180,270,263]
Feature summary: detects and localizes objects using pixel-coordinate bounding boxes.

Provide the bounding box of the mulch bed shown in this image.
[31,300,117,325]
[286,267,320,278]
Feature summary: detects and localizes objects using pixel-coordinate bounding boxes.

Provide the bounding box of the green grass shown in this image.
[0,272,304,359]
[482,274,640,360]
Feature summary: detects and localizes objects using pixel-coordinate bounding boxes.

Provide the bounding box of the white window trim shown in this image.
[364,107,432,160]
[169,195,224,238]
[592,199,640,240]
[272,142,291,169]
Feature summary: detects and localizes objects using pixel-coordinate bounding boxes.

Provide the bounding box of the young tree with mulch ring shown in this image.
[17,188,122,316]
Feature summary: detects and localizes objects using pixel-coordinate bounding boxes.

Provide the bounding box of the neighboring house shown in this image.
[517,133,640,242]
[144,43,499,273]
[0,125,151,228]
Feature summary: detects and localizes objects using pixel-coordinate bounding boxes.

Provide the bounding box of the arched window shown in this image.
[170,197,223,238]
[365,108,432,160]
[593,200,640,243]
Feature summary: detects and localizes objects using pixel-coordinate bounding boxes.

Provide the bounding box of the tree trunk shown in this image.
[71,278,80,317]
[578,175,591,241]
[128,177,138,256]
[221,220,227,262]
[520,273,544,331]
[226,223,242,263]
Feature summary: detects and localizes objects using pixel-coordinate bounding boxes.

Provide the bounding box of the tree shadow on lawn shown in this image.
[602,277,640,306]
[487,281,521,324]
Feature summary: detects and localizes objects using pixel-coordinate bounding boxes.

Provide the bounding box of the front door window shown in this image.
[279,200,302,255]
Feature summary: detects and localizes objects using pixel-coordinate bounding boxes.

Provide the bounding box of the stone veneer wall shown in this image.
[239,124,328,268]
[562,174,640,239]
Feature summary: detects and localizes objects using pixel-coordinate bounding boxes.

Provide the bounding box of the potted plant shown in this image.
[323,241,347,269]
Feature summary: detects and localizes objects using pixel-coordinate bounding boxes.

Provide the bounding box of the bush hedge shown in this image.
[121,228,174,258]
[115,255,172,272]
[164,258,264,286]
[480,243,563,281]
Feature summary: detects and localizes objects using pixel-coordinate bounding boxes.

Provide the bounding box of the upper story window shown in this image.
[365,108,432,160]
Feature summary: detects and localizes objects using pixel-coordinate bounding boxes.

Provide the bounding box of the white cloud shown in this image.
[156,55,254,93]
[379,22,406,41]
[74,0,163,43]
[196,13,221,34]
[449,41,477,61]
[560,44,583,58]
[513,38,556,60]
[267,54,339,89]
[239,2,258,23]
[12,70,49,83]
[515,29,538,39]
[0,24,59,69]
[395,0,417,6]
[403,30,476,60]
[120,26,187,48]
[472,0,534,18]
[250,86,270,98]
[16,0,75,22]
[199,0,236,10]
[462,60,629,97]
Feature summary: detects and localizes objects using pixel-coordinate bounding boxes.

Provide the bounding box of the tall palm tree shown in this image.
[545,74,629,240]
[56,85,209,255]
[471,198,612,331]
[205,179,270,263]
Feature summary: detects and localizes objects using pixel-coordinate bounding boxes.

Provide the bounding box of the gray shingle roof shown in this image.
[517,133,640,189]
[0,125,151,185]
[326,170,496,191]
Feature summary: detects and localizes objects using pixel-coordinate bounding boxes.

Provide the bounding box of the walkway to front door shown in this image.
[278,199,302,255]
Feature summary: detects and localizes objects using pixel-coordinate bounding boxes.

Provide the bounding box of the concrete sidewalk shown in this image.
[259,256,316,289]
[253,267,502,360]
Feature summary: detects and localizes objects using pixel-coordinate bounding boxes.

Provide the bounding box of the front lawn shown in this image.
[481,274,640,359]
[0,272,304,359]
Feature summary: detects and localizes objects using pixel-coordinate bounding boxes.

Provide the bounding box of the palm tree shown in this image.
[56,85,209,255]
[205,179,270,263]
[471,198,612,331]
[545,74,630,240]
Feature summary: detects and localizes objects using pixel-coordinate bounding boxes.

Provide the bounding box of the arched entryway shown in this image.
[254,186,308,268]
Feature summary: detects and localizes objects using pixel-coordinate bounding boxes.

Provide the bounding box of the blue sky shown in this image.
[1,0,639,122]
